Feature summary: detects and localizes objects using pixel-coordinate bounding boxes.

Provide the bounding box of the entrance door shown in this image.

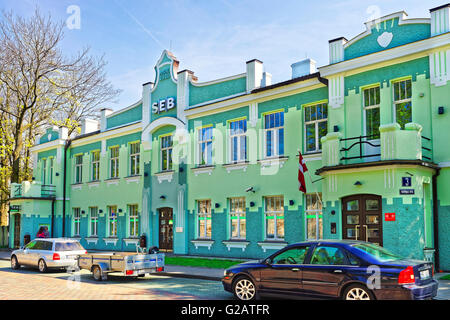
[14,214,21,248]
[342,195,383,245]
[158,208,173,252]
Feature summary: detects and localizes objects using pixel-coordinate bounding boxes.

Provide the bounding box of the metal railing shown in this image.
[421,136,433,162]
[340,134,381,162]
[11,184,22,198]
[41,184,56,198]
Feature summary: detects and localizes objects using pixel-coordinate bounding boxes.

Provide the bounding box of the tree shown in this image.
[0,8,121,225]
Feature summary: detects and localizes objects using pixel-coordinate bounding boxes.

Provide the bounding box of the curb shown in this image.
[158,272,221,282]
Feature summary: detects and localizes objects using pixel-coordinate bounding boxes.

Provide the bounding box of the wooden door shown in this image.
[159,208,173,252]
[14,214,21,248]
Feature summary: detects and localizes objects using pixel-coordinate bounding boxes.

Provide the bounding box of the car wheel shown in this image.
[233,276,258,301]
[92,266,102,281]
[343,284,374,300]
[38,259,48,273]
[11,255,20,270]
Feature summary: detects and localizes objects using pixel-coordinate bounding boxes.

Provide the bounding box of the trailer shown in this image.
[77,251,165,281]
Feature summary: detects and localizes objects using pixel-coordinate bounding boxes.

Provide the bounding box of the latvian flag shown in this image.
[298,152,308,193]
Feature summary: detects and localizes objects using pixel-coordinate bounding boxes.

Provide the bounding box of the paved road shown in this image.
[0,260,233,300]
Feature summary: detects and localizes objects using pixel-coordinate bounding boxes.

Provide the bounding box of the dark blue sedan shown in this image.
[222,240,438,300]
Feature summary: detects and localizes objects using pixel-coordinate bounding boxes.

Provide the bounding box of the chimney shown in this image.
[81,118,100,135]
[59,126,68,140]
[262,72,272,87]
[291,58,317,79]
[100,108,113,132]
[246,59,264,91]
[329,37,347,64]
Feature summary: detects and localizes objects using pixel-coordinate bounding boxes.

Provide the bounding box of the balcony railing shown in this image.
[9,181,56,199]
[321,122,433,168]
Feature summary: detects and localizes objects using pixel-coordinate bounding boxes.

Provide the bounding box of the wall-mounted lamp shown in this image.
[179,167,184,173]
[354,181,362,186]
[331,210,336,216]
[245,187,255,193]
[99,209,103,213]
[118,209,123,213]
[215,203,220,208]
[438,106,445,115]
[144,172,149,177]
[55,173,59,176]
[160,195,166,200]
[419,93,425,98]
[289,200,295,206]
[81,210,86,214]
[32,177,35,181]
[250,201,255,207]
[333,125,340,133]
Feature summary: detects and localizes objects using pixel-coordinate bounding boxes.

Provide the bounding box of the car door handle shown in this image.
[291,268,300,272]
[333,270,343,273]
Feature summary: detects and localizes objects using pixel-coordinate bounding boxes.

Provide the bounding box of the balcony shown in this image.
[9,181,56,199]
[320,122,433,168]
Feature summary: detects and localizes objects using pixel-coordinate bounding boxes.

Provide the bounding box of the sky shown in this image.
[0,0,446,110]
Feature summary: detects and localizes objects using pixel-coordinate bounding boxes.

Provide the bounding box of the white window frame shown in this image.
[229,119,247,163]
[128,204,139,237]
[305,193,323,240]
[392,78,412,129]
[89,207,98,237]
[229,197,246,240]
[108,205,118,237]
[263,112,284,158]
[304,103,328,153]
[197,200,212,239]
[91,150,100,181]
[42,158,47,185]
[197,126,213,166]
[129,142,140,176]
[264,196,284,240]
[160,135,173,172]
[109,146,119,179]
[48,157,54,184]
[74,154,83,183]
[363,86,381,138]
[73,208,81,236]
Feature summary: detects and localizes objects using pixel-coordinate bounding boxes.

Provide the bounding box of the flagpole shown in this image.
[298,150,323,209]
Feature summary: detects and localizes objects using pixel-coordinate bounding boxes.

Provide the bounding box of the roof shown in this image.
[251,72,327,94]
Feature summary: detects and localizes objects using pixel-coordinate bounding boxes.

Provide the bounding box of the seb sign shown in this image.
[152,97,176,114]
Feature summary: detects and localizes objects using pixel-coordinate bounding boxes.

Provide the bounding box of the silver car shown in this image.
[10,238,87,272]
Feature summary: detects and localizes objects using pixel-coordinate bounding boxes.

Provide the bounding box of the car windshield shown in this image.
[55,242,84,251]
[352,243,404,262]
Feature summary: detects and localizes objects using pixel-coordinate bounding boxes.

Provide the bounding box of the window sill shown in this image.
[191,239,214,250]
[257,240,288,252]
[222,240,250,252]
[71,184,83,191]
[123,238,140,246]
[104,237,119,245]
[257,156,289,168]
[154,171,174,183]
[191,165,215,176]
[105,178,120,186]
[85,237,99,245]
[124,175,141,184]
[222,162,249,173]
[87,181,100,188]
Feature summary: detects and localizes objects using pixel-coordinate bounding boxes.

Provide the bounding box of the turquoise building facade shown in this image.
[8,4,450,271]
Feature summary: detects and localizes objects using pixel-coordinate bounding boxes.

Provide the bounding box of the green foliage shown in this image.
[165,256,245,269]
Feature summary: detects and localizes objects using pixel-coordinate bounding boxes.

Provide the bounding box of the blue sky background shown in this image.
[0,0,445,110]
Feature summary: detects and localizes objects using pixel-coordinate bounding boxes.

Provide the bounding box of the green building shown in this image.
[8,5,450,271]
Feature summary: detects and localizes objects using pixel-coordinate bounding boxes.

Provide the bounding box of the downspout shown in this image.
[51,198,55,238]
[432,167,441,271]
[62,139,72,237]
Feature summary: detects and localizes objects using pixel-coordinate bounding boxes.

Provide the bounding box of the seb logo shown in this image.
[152,97,176,114]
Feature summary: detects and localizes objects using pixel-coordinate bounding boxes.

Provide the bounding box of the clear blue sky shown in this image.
[0,0,446,110]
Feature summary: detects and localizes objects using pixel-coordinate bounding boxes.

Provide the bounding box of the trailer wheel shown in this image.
[92,266,102,281]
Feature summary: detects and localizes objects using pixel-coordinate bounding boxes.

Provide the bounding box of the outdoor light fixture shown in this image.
[245,187,255,193]
[333,125,339,132]
[419,93,425,97]
[118,209,122,213]
[99,209,103,213]
[354,181,362,186]
[331,210,336,216]
[32,177,35,181]
[81,210,85,214]
[55,172,59,176]
[144,172,149,177]
[250,201,255,207]
[438,106,445,115]
[215,203,220,208]
[160,195,166,200]
[289,200,295,206]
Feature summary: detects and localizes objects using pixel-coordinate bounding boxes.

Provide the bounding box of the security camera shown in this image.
[245,187,255,193]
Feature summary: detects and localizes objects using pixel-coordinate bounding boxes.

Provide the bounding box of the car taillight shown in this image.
[52,253,60,261]
[84,250,87,254]
[398,266,415,284]
[126,270,134,275]
[157,267,164,272]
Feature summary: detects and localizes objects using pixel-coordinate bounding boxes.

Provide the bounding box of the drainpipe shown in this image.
[51,198,55,238]
[432,167,441,271]
[62,139,72,237]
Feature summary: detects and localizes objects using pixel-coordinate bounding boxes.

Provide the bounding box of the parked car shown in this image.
[10,238,87,273]
[222,240,438,300]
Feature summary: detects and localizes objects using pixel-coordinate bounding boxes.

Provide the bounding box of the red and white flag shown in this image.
[298,152,308,193]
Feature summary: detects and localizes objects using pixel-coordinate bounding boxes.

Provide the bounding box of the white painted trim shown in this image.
[223,241,250,252]
[125,175,142,184]
[189,73,246,87]
[223,162,248,173]
[30,139,65,153]
[106,178,120,186]
[151,50,178,94]
[87,181,100,189]
[85,237,99,245]
[439,162,450,168]
[70,122,142,147]
[258,157,289,168]
[191,239,214,250]
[104,238,118,246]
[123,238,139,246]
[106,99,143,118]
[188,92,247,110]
[257,241,287,253]
[191,166,215,176]
[71,184,83,191]
[155,171,174,183]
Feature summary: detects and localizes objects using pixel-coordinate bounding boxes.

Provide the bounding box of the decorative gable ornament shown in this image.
[377,31,394,48]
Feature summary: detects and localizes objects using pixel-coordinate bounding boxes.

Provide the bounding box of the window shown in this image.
[128,204,139,237]
[363,86,381,139]
[305,193,323,240]
[42,158,47,184]
[73,208,81,236]
[393,79,412,129]
[55,242,84,251]
[24,240,37,249]
[264,196,284,240]
[108,205,118,237]
[89,207,98,236]
[110,147,119,178]
[310,246,348,265]
[129,142,140,176]
[229,197,246,239]
[160,135,173,171]
[49,157,54,184]
[271,246,310,265]
[197,200,212,239]
[91,151,100,181]
[198,127,213,166]
[229,119,247,162]
[304,103,327,153]
[74,155,83,183]
[264,112,284,158]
